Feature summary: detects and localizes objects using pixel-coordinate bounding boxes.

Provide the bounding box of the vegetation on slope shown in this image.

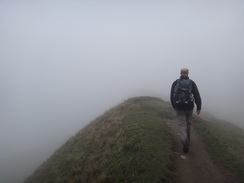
[193,117,244,182]
[24,96,174,183]
[24,96,244,183]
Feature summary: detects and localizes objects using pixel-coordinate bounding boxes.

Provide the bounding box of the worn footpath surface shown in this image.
[165,118,241,183]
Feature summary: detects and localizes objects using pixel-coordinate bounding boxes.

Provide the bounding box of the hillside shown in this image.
[24,96,244,183]
[193,117,244,182]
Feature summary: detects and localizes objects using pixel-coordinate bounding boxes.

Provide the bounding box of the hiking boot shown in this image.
[183,146,189,153]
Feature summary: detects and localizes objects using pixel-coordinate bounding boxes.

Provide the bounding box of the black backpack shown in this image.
[173,79,193,107]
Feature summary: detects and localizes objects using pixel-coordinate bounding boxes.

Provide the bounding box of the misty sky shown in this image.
[0,1,244,182]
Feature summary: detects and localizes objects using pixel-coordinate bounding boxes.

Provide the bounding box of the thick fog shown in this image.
[1,1,244,182]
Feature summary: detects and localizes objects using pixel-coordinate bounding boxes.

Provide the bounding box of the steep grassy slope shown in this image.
[193,117,244,182]
[24,97,175,183]
[24,96,244,183]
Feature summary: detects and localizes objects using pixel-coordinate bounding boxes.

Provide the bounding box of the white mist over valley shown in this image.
[0,1,243,182]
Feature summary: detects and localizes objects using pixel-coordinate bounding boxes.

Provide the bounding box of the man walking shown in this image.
[170,68,202,153]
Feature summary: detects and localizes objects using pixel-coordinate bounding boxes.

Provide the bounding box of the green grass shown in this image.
[24,96,244,183]
[24,96,174,183]
[193,117,244,182]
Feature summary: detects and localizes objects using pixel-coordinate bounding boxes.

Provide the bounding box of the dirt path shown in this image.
[165,118,240,183]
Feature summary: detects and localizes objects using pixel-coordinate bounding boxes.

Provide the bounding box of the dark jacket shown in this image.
[170,76,201,111]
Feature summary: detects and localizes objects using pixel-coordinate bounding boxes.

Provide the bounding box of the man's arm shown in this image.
[192,81,202,113]
[170,81,177,109]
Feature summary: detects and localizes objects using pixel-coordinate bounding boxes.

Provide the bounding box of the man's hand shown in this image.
[196,110,201,115]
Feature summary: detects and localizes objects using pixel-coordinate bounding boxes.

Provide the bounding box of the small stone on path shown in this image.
[180,155,187,160]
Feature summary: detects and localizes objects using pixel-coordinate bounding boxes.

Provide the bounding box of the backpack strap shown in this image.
[188,79,193,93]
[173,79,180,93]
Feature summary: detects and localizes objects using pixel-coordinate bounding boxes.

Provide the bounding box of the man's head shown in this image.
[180,68,189,76]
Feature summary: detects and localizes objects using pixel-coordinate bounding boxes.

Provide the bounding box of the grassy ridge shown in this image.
[24,97,174,183]
[193,117,244,182]
[24,96,244,182]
